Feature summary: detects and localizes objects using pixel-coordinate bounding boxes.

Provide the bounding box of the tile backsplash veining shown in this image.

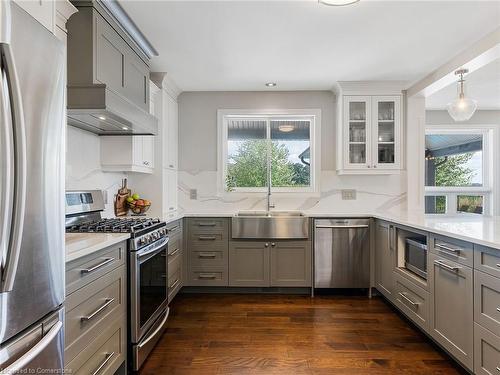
[178,170,407,215]
[66,126,127,217]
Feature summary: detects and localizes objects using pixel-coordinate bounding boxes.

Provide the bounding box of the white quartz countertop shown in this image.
[65,233,130,263]
[177,211,500,251]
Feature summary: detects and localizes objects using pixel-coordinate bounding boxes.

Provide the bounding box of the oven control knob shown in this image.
[139,238,145,245]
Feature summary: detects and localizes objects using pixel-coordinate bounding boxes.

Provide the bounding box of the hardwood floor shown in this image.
[139,294,466,375]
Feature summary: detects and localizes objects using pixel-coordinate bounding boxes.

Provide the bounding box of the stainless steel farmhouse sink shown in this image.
[232,211,309,239]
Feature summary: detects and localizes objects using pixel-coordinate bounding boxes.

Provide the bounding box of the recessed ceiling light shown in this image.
[265,82,277,87]
[278,124,295,133]
[122,126,128,130]
[318,0,360,6]
[98,115,106,120]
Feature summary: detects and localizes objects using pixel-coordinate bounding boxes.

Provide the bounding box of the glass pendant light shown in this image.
[446,68,478,122]
[318,0,360,6]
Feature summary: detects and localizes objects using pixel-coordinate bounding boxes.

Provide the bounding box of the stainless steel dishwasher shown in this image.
[314,219,370,289]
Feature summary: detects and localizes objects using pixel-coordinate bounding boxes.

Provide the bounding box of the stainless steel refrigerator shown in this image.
[0,1,65,371]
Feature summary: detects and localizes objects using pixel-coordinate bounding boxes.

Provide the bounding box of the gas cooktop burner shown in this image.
[66,217,163,235]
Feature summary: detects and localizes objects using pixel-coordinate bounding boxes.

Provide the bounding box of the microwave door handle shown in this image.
[0,43,27,293]
[3,321,62,374]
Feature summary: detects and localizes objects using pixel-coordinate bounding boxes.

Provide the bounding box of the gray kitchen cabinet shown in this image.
[474,244,500,279]
[167,219,183,302]
[65,241,127,373]
[229,242,270,287]
[375,220,395,300]
[474,322,500,375]
[270,241,312,287]
[186,218,229,286]
[428,252,473,371]
[67,5,149,111]
[394,273,430,332]
[474,270,500,337]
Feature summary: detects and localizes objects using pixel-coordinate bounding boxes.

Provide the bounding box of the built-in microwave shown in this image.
[405,238,427,280]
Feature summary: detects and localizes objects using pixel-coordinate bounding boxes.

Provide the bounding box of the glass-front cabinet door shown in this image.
[372,96,400,169]
[344,96,371,169]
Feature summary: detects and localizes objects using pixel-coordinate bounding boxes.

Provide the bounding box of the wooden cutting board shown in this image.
[115,178,131,216]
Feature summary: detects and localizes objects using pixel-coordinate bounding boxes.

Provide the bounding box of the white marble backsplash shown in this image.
[178,170,407,215]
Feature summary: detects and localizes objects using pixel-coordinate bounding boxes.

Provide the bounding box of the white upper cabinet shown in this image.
[163,94,178,170]
[101,135,155,174]
[336,82,404,174]
[13,0,76,41]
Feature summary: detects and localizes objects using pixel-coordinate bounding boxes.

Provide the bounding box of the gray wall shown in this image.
[426,110,500,125]
[178,91,336,171]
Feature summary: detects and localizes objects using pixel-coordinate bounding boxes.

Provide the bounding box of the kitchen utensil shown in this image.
[115,178,131,216]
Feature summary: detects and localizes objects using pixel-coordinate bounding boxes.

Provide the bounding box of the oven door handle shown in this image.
[138,308,170,349]
[137,237,169,260]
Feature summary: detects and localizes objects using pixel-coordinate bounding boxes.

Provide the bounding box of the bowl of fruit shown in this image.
[127,193,151,215]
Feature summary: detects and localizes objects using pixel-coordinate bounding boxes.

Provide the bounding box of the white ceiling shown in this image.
[426,59,500,110]
[121,0,500,92]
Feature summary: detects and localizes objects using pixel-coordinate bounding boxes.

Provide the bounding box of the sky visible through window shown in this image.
[467,151,482,185]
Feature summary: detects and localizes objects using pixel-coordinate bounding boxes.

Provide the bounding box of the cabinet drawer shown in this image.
[475,244,500,278]
[66,242,126,295]
[474,323,500,375]
[428,253,473,370]
[166,219,183,237]
[474,270,500,336]
[394,273,430,332]
[65,316,126,375]
[188,233,227,250]
[430,235,473,267]
[188,218,228,234]
[190,250,227,268]
[168,267,182,303]
[168,235,182,257]
[188,270,228,286]
[168,248,182,275]
[65,266,126,364]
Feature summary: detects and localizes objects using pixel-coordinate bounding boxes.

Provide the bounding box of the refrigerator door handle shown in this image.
[3,321,62,373]
[0,42,27,293]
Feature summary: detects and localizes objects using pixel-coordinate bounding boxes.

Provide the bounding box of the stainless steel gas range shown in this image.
[65,190,169,371]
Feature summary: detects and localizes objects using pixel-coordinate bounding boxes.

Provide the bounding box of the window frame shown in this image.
[217,109,321,196]
[424,126,494,215]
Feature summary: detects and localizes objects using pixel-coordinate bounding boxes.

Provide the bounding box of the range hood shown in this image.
[67,84,158,136]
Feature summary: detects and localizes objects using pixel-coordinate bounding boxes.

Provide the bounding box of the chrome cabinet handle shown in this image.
[81,298,115,321]
[373,165,377,168]
[168,225,179,233]
[198,252,216,258]
[170,279,180,290]
[367,165,371,168]
[434,260,461,272]
[0,43,27,293]
[496,366,500,372]
[169,248,180,257]
[264,243,269,248]
[271,242,276,247]
[169,164,174,168]
[398,292,420,308]
[316,225,369,229]
[81,258,114,274]
[198,235,216,241]
[3,321,63,374]
[169,207,175,210]
[496,307,500,313]
[143,161,150,166]
[198,222,216,227]
[92,352,115,375]
[435,243,461,254]
[198,273,217,279]
[496,263,500,268]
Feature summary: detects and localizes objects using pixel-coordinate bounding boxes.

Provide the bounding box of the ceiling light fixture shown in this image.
[122,126,128,130]
[446,68,478,122]
[98,115,106,120]
[278,124,295,133]
[265,82,277,87]
[318,0,360,6]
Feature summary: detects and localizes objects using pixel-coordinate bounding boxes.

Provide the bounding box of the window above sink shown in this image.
[217,109,321,196]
